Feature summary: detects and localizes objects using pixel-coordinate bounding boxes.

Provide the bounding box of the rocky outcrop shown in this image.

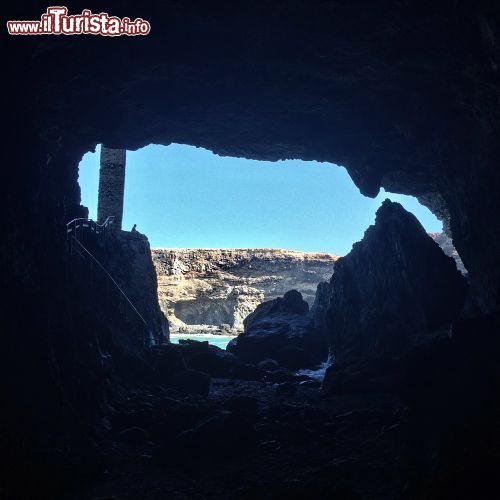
[319,200,467,363]
[67,229,169,375]
[152,249,337,332]
[228,290,327,369]
[105,231,169,346]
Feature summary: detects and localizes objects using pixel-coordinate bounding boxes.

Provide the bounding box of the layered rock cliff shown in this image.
[151,249,338,332]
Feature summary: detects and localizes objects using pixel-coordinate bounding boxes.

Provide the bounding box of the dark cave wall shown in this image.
[2,1,500,486]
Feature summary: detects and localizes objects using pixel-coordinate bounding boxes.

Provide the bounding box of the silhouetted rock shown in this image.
[319,200,467,364]
[169,369,211,397]
[230,363,264,381]
[175,339,240,378]
[400,311,500,498]
[257,359,280,372]
[275,345,313,370]
[108,231,170,344]
[323,358,402,395]
[151,344,186,382]
[310,282,331,329]
[227,290,327,368]
[169,339,266,380]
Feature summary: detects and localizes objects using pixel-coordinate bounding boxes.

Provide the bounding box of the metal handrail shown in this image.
[66,216,115,239]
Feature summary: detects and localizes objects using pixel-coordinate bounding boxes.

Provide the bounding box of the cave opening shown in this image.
[77,143,455,352]
[79,143,443,254]
[6,3,500,497]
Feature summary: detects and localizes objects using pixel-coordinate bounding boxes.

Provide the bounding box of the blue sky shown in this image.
[78,144,441,256]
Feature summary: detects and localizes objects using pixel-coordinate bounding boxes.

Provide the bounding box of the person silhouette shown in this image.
[131,224,137,233]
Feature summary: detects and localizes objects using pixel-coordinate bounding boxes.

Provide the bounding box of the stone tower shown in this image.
[97,146,126,230]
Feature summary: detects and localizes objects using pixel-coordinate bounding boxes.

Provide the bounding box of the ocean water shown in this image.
[170,333,235,350]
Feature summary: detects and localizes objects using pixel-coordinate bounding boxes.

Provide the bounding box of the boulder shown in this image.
[151,344,186,381]
[227,290,327,368]
[172,339,266,380]
[176,339,240,378]
[188,349,239,378]
[149,344,215,395]
[319,200,467,364]
[177,338,210,353]
[275,345,313,370]
[169,369,211,397]
[229,363,264,381]
[257,358,280,372]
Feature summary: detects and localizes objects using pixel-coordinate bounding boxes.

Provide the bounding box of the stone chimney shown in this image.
[97,146,126,230]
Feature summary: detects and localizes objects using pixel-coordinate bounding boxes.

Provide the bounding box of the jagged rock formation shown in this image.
[318,200,467,363]
[152,249,337,332]
[228,290,327,369]
[430,232,467,275]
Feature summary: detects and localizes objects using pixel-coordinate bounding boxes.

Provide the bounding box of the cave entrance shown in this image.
[78,143,447,349]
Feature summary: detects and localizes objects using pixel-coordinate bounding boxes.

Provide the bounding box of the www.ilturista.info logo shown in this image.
[7,6,151,36]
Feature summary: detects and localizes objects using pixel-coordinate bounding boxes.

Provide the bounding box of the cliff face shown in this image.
[151,249,338,332]
[66,230,169,379]
[106,232,169,345]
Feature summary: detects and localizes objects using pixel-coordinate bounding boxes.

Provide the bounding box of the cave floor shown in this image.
[73,379,405,500]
